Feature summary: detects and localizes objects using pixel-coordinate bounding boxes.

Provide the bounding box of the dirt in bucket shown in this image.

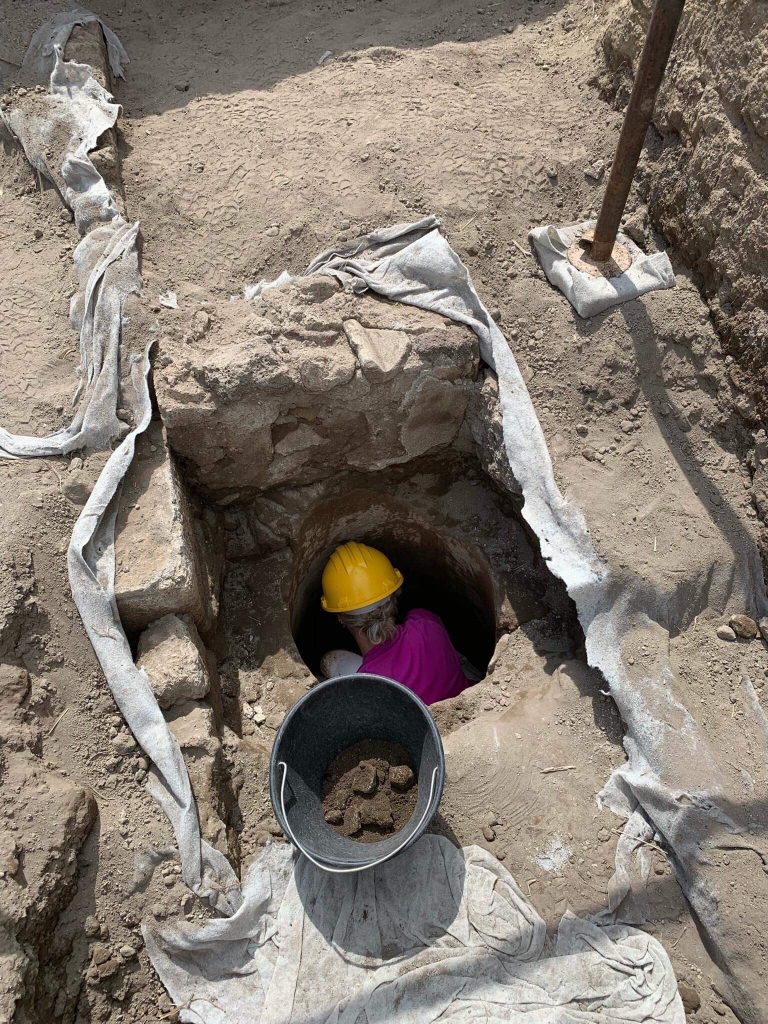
[322,740,419,843]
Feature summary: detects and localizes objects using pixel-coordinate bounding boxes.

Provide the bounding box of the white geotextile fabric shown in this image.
[22,8,129,82]
[144,835,684,1024]
[528,221,675,318]
[1,14,240,914]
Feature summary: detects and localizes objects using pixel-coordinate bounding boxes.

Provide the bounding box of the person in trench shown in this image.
[320,541,478,703]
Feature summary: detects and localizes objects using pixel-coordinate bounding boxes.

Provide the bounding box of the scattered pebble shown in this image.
[389,765,415,791]
[352,761,378,795]
[584,159,606,183]
[90,942,111,966]
[678,982,701,1014]
[759,617,768,643]
[482,824,496,842]
[729,613,757,639]
[716,624,737,642]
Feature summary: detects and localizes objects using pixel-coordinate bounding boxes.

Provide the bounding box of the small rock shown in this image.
[584,159,606,183]
[678,982,701,1014]
[729,614,758,639]
[352,761,378,795]
[151,903,167,919]
[265,226,280,237]
[576,423,588,437]
[174,81,190,92]
[759,617,768,643]
[253,706,266,726]
[597,827,611,842]
[716,624,737,642]
[189,310,212,340]
[482,824,496,842]
[62,468,91,507]
[97,957,120,980]
[84,915,101,938]
[91,942,112,966]
[360,792,394,829]
[620,419,633,434]
[111,731,137,754]
[623,206,648,247]
[324,808,343,825]
[389,765,415,791]
[344,805,362,836]
[119,944,137,959]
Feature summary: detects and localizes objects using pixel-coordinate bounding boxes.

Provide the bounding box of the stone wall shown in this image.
[601,0,768,422]
[153,279,480,499]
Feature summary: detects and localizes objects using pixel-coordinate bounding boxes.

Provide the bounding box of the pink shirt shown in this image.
[359,608,471,705]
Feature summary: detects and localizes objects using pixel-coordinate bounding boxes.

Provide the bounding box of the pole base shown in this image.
[566,230,633,279]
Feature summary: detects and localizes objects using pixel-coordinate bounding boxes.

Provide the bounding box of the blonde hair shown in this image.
[338,594,399,646]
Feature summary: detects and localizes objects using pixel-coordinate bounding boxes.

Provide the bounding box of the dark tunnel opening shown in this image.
[289,492,499,679]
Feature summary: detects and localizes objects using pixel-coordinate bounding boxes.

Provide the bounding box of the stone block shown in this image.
[343,319,411,382]
[399,377,468,457]
[165,700,227,850]
[136,614,211,709]
[114,421,214,636]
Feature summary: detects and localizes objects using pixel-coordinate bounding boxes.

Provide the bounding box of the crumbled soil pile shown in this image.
[322,740,418,843]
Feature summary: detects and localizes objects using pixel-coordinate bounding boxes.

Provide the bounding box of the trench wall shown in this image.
[601,0,768,421]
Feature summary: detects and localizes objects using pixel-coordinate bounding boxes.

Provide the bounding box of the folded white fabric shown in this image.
[529,220,674,318]
[144,835,684,1024]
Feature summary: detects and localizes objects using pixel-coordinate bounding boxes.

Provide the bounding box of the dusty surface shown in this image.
[1,2,767,1024]
[322,740,418,842]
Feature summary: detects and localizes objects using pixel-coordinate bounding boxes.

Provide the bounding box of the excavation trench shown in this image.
[216,452,583,703]
[138,281,592,864]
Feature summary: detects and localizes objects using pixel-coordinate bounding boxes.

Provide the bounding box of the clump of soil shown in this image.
[322,740,418,843]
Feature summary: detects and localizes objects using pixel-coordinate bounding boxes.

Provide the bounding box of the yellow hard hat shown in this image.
[321,541,403,614]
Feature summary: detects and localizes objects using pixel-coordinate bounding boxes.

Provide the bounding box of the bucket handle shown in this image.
[277,761,439,875]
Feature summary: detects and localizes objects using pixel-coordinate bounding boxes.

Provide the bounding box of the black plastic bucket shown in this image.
[269,673,445,872]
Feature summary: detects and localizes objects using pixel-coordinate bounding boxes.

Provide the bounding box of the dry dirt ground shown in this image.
[1,2,767,1023]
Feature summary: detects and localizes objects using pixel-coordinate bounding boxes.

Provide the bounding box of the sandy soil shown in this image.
[1,2,766,1023]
